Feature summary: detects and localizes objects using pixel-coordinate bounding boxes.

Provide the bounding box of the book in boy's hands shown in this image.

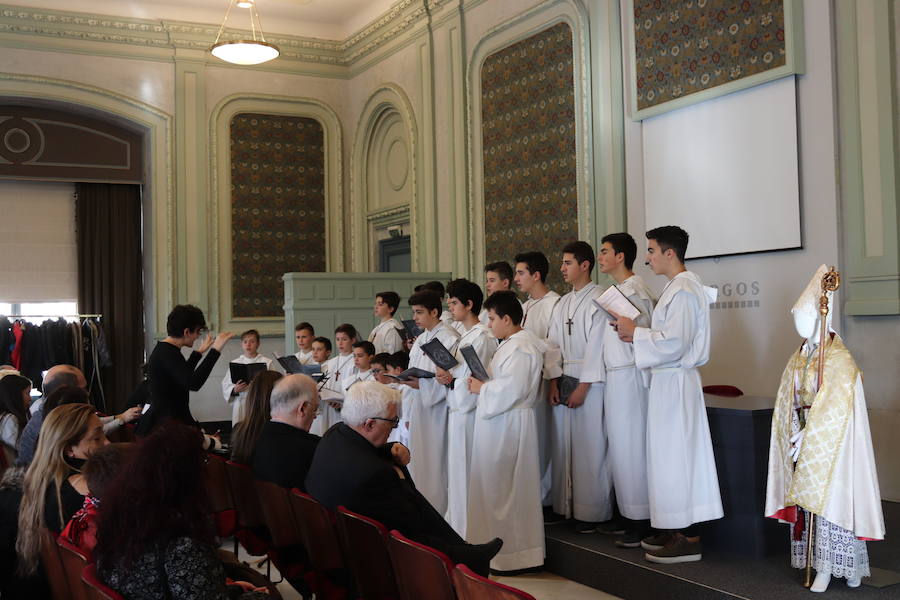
[401,319,423,340]
[275,354,304,374]
[593,285,641,320]
[229,361,267,385]
[384,367,436,381]
[420,338,458,371]
[460,345,490,382]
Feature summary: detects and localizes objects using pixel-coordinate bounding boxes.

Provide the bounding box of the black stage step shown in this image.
[544,502,900,600]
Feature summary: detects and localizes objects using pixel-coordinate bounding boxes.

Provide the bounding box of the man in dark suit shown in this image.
[305,381,502,576]
[252,374,321,490]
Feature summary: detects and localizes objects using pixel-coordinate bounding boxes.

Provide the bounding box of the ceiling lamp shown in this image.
[210,0,280,65]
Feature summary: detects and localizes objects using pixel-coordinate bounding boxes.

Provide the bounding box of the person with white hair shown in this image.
[305,381,503,577]
[251,374,320,491]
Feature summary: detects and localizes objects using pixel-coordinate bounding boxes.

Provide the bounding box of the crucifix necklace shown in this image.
[334,355,353,380]
[523,294,548,327]
[565,287,593,335]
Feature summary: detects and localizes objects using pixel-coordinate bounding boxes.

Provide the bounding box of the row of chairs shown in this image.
[207,453,535,600]
[40,528,122,600]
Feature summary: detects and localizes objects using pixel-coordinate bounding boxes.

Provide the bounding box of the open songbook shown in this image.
[420,338,459,371]
[397,319,424,342]
[384,367,436,382]
[460,345,490,382]
[229,362,267,385]
[593,285,641,320]
[273,354,325,381]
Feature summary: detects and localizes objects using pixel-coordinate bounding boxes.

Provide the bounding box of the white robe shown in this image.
[221,354,273,425]
[403,322,460,515]
[342,368,375,392]
[368,318,404,354]
[582,275,656,520]
[521,290,561,505]
[445,323,498,536]
[545,282,613,522]
[294,349,314,365]
[467,329,545,571]
[311,353,356,436]
[632,271,723,529]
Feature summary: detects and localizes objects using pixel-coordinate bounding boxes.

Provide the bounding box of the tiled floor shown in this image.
[226,542,620,600]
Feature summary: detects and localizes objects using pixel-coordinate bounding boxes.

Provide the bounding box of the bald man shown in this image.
[16,364,140,466]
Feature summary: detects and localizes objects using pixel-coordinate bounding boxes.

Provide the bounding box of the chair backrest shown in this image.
[39,528,71,600]
[287,489,344,572]
[204,453,235,515]
[57,535,91,600]
[702,385,744,397]
[387,530,455,600]
[335,506,399,600]
[255,479,303,549]
[81,563,124,600]
[224,460,267,530]
[451,564,536,600]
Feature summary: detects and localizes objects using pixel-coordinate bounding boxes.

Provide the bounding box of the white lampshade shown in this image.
[211,40,279,65]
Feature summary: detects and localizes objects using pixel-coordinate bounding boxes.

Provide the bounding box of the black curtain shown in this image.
[75,183,144,415]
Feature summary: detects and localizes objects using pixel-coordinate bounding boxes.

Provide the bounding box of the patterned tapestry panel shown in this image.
[231,113,326,318]
[481,22,578,294]
[634,0,787,111]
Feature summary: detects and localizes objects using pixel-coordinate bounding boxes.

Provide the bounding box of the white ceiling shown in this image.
[13,0,401,39]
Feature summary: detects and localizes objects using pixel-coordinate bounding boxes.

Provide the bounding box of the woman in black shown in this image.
[139,305,232,436]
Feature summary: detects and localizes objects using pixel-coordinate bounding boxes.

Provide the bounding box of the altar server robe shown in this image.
[446,323,498,536]
[403,322,460,514]
[368,318,404,354]
[521,290,561,504]
[311,353,356,436]
[221,354,273,425]
[546,282,613,522]
[581,275,655,519]
[467,328,545,571]
[632,271,723,529]
[294,349,314,365]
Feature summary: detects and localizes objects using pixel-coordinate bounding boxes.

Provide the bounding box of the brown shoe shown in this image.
[644,536,702,564]
[639,531,673,551]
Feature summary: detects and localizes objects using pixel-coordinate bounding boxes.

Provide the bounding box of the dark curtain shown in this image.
[75,183,144,415]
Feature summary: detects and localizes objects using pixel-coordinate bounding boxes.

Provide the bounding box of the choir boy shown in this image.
[312,324,358,435]
[342,341,377,391]
[368,291,404,354]
[294,322,315,364]
[221,329,273,425]
[479,261,514,325]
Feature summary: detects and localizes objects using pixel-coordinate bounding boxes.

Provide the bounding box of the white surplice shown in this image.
[445,322,498,536]
[467,328,545,571]
[221,354,273,425]
[368,318,404,354]
[581,275,656,520]
[341,368,375,392]
[310,353,356,436]
[545,282,613,522]
[294,349,314,365]
[403,322,460,515]
[632,271,723,529]
[521,290,561,505]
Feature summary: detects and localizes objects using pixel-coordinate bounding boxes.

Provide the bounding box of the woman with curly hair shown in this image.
[229,370,283,464]
[94,421,269,599]
[0,373,31,465]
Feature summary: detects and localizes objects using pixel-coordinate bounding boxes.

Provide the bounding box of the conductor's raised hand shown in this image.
[212,331,235,352]
[197,333,215,354]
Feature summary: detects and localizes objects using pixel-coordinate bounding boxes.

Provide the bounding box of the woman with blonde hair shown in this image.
[15,402,109,577]
[230,370,283,464]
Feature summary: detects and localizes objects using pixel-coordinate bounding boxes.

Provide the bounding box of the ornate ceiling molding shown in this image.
[0,1,450,69]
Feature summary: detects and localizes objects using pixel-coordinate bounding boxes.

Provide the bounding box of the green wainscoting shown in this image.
[283,272,453,353]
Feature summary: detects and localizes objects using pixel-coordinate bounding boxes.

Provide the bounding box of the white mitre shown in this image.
[791,264,833,341]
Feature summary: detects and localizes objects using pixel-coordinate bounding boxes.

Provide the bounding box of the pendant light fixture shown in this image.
[210,0,280,65]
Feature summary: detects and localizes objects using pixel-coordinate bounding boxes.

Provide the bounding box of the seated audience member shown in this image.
[17,365,140,467]
[16,403,109,578]
[251,374,319,490]
[60,443,136,559]
[221,329,273,426]
[230,370,284,464]
[305,381,502,576]
[95,422,269,599]
[0,373,31,465]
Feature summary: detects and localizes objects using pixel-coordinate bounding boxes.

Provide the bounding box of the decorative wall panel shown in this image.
[230,113,325,318]
[628,0,804,119]
[480,22,578,293]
